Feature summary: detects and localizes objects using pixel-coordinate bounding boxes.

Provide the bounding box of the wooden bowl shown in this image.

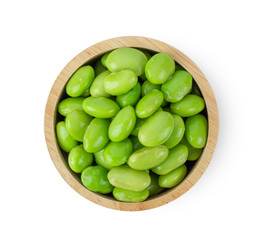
[44,36,219,211]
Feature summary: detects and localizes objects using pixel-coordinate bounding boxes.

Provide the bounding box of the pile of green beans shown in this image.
[56,47,208,202]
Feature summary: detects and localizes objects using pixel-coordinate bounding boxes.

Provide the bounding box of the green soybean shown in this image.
[66,66,95,97]
[106,47,147,76]
[131,118,146,136]
[130,135,144,151]
[128,145,168,170]
[107,165,151,191]
[94,149,113,171]
[58,97,84,117]
[138,111,174,147]
[81,88,90,97]
[136,90,164,118]
[82,97,120,118]
[109,106,136,142]
[83,118,110,153]
[141,80,161,96]
[148,172,164,196]
[191,80,202,96]
[170,94,205,117]
[103,139,133,166]
[161,70,192,102]
[185,114,208,148]
[180,136,203,161]
[99,185,114,194]
[104,70,138,96]
[94,59,107,76]
[68,145,93,173]
[164,115,185,149]
[81,166,111,192]
[152,144,188,175]
[65,110,92,142]
[56,121,77,152]
[113,187,149,202]
[145,53,175,84]
[116,82,141,108]
[90,70,111,97]
[101,52,110,67]
[159,164,187,188]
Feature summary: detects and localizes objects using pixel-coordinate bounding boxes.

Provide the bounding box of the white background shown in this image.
[0,0,264,239]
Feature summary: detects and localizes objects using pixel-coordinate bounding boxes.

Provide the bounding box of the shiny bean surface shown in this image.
[138,111,174,147]
[94,149,113,171]
[82,97,120,118]
[81,166,111,192]
[106,47,147,76]
[128,146,168,170]
[161,70,192,102]
[141,80,161,96]
[58,97,84,116]
[108,106,136,142]
[180,136,203,161]
[131,118,146,136]
[107,165,151,191]
[185,114,208,148]
[65,110,92,142]
[145,53,175,84]
[104,139,133,166]
[152,144,188,175]
[83,118,110,153]
[104,70,138,96]
[56,121,77,152]
[66,66,95,97]
[113,187,149,202]
[116,82,141,108]
[170,94,205,117]
[164,115,185,149]
[159,164,187,188]
[68,145,93,173]
[136,90,164,118]
[90,70,111,97]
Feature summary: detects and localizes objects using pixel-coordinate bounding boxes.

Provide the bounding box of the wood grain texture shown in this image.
[44,36,219,211]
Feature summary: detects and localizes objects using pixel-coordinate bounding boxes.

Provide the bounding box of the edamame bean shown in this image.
[104,70,138,96]
[113,187,149,202]
[81,166,111,192]
[94,149,113,171]
[159,164,187,188]
[94,59,107,76]
[131,118,146,136]
[107,165,151,191]
[81,88,90,97]
[128,145,168,170]
[56,121,77,152]
[116,82,141,108]
[58,97,84,116]
[148,172,164,196]
[104,139,133,166]
[101,52,110,67]
[170,94,205,117]
[66,66,95,97]
[180,136,203,161]
[145,53,175,84]
[185,114,208,148]
[141,80,161,96]
[68,145,93,173]
[65,110,93,142]
[130,135,144,151]
[108,106,136,142]
[191,81,202,96]
[164,115,185,149]
[136,90,164,118]
[106,48,147,76]
[161,70,192,102]
[138,111,174,147]
[82,97,120,118]
[83,118,110,153]
[90,70,111,97]
[152,144,188,175]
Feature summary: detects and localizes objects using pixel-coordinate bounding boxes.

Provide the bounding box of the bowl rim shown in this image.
[44,36,219,211]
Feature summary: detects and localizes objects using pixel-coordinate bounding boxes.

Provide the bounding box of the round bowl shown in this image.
[44,36,219,211]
